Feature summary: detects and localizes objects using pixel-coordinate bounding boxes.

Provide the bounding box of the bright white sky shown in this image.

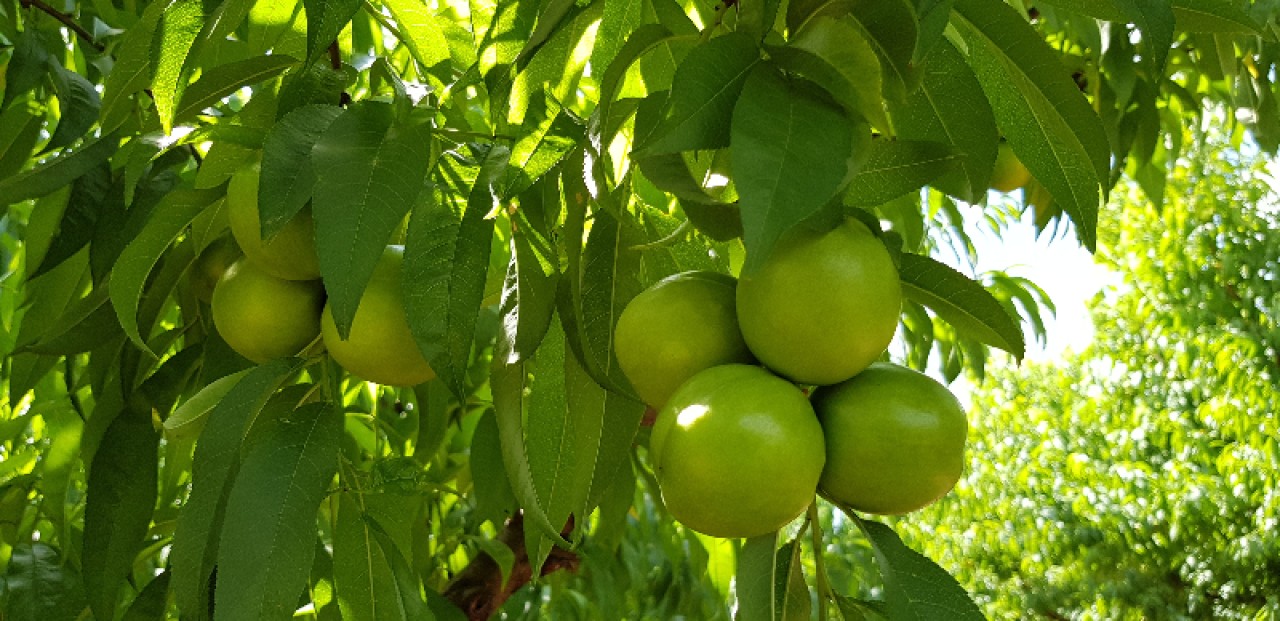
[923,200,1122,406]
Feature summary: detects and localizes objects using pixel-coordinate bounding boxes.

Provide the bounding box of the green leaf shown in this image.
[508,1,602,125]
[500,190,561,358]
[897,253,1025,359]
[170,359,301,621]
[259,104,344,238]
[892,38,997,204]
[383,0,451,70]
[1,31,50,110]
[311,102,433,338]
[736,532,779,621]
[731,64,859,273]
[790,0,919,100]
[164,370,253,442]
[0,101,45,181]
[45,63,102,152]
[121,571,171,621]
[30,163,113,279]
[525,316,601,571]
[403,146,507,399]
[570,352,646,515]
[560,205,644,395]
[304,0,362,67]
[214,402,342,621]
[99,1,167,132]
[175,55,299,124]
[109,187,224,354]
[776,539,811,621]
[914,0,955,62]
[490,323,579,545]
[637,32,760,154]
[0,132,120,207]
[16,284,121,356]
[82,410,159,621]
[769,16,888,130]
[151,0,205,132]
[592,0,646,74]
[1172,0,1260,32]
[2,543,89,621]
[502,94,581,199]
[333,493,404,621]
[844,140,961,207]
[364,516,434,620]
[952,0,1109,251]
[471,407,518,524]
[855,517,986,620]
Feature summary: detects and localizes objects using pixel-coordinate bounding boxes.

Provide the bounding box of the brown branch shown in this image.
[327,42,352,106]
[19,0,104,51]
[443,513,579,620]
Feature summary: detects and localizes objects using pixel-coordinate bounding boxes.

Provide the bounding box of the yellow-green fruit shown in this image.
[990,142,1033,193]
[813,363,967,515]
[189,235,242,303]
[227,163,322,281]
[211,259,325,363]
[321,246,435,387]
[614,271,755,409]
[650,364,825,538]
[736,218,901,386]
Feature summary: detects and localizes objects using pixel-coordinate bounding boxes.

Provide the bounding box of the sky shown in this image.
[927,198,1122,406]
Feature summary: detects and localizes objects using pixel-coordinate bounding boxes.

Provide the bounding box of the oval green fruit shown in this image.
[813,362,967,515]
[990,141,1032,193]
[227,162,322,281]
[211,259,325,364]
[736,218,901,386]
[650,364,825,538]
[189,235,241,303]
[321,245,435,387]
[614,271,755,409]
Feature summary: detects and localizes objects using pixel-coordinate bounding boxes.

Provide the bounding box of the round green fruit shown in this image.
[736,218,901,386]
[189,235,241,303]
[227,162,322,281]
[990,141,1032,193]
[813,362,967,515]
[211,259,325,364]
[650,364,825,538]
[614,271,755,409]
[321,246,435,387]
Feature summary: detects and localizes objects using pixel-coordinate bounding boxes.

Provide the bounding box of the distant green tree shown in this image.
[898,130,1280,619]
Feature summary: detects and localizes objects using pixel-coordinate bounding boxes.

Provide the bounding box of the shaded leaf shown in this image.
[844,140,961,207]
[736,532,779,621]
[637,32,760,154]
[170,359,301,621]
[893,37,996,204]
[0,131,120,207]
[898,253,1025,359]
[214,403,342,621]
[952,0,1109,250]
[403,146,507,399]
[83,410,159,621]
[855,517,987,620]
[175,55,299,124]
[259,104,344,237]
[110,187,224,354]
[311,102,433,338]
[731,64,858,273]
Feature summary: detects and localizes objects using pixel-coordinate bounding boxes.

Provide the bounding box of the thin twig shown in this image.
[64,357,85,421]
[19,0,105,51]
[328,41,342,71]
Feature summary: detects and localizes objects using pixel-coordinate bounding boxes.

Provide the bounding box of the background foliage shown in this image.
[896,130,1280,620]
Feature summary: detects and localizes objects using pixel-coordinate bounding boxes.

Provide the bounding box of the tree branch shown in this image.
[443,513,579,620]
[19,0,104,51]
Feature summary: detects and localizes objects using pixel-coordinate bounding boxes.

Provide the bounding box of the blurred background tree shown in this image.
[886,125,1280,620]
